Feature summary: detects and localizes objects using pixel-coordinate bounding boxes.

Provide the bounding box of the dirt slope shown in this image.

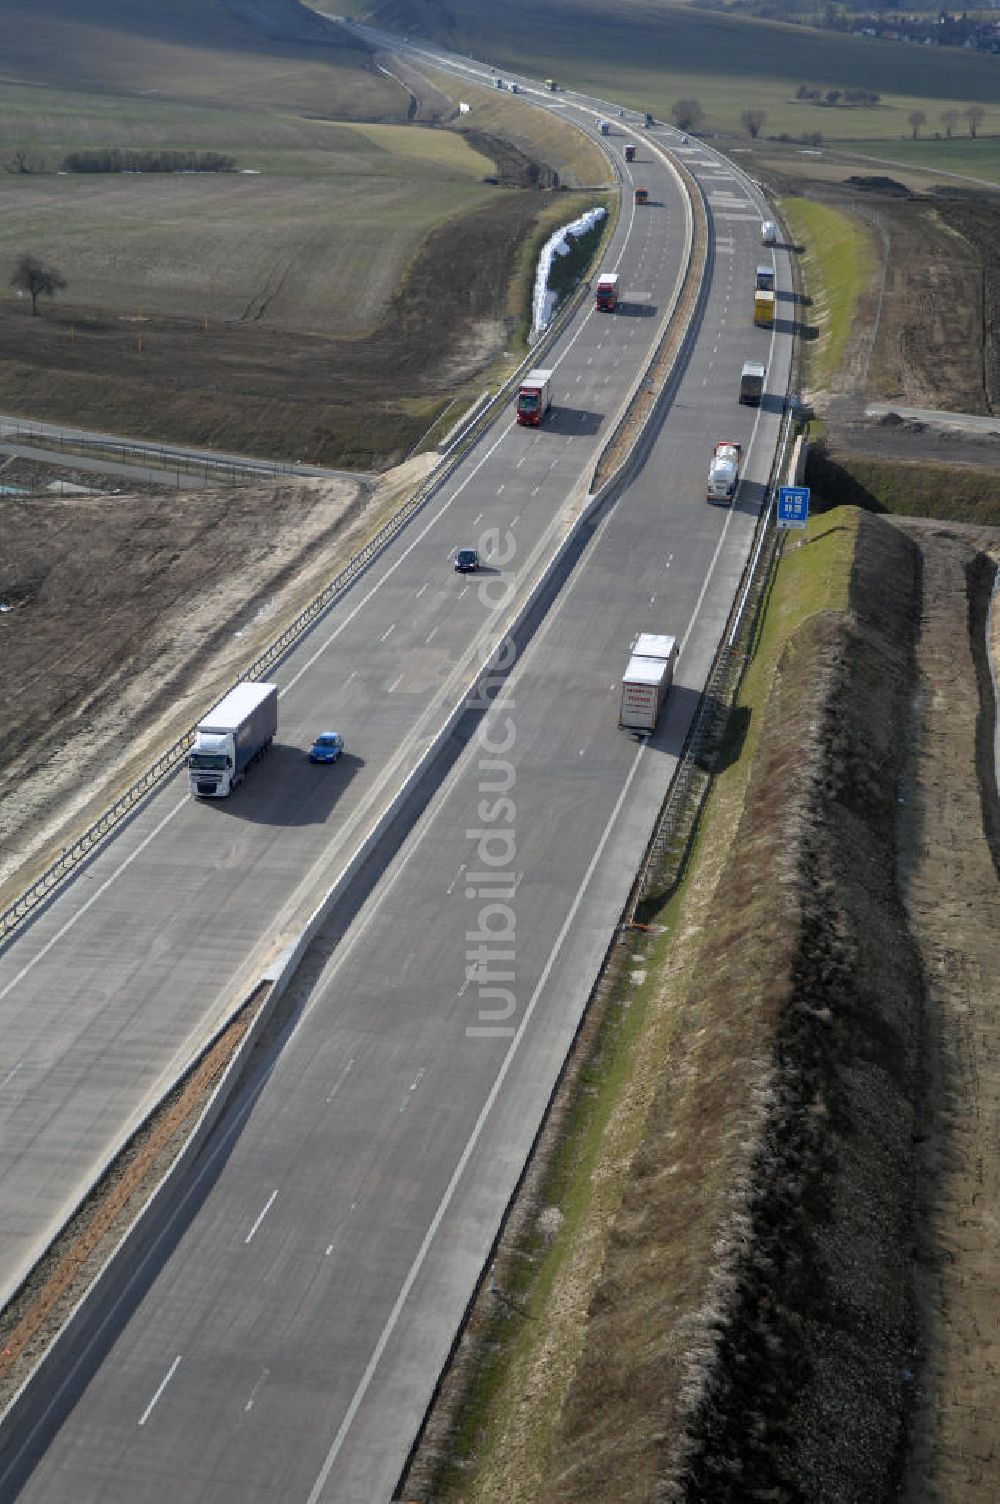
[897,523,1000,1504]
[429,511,1000,1504]
[0,463,442,904]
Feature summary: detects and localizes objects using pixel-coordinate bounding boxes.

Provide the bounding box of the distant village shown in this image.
[847,11,1000,51]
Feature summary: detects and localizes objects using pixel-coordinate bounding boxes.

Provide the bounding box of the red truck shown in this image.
[595,273,619,312]
[516,369,553,426]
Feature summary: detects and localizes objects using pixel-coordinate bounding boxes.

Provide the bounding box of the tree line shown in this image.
[61,148,237,174]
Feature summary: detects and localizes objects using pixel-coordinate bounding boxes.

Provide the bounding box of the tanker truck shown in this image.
[706,440,742,505]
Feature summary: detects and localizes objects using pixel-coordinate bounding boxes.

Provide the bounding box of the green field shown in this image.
[0,0,611,339]
[357,0,1000,139]
[839,134,1000,185]
[0,0,403,118]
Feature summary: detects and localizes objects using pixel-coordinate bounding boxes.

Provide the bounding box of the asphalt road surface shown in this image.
[2,48,794,1504]
[0,121,688,1306]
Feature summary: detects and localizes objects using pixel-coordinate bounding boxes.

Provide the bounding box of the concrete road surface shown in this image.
[0,122,689,1307]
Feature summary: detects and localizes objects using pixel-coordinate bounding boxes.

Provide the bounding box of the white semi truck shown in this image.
[619,633,678,732]
[707,439,742,504]
[189,681,278,798]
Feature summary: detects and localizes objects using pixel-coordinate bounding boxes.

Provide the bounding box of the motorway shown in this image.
[0,38,793,1504]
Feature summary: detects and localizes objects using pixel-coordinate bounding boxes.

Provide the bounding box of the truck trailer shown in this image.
[706,440,743,504]
[595,273,619,311]
[739,360,766,406]
[624,143,636,162]
[753,289,776,327]
[516,369,553,426]
[619,633,678,732]
[189,681,278,798]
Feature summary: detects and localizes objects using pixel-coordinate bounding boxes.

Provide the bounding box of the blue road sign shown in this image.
[777,485,810,529]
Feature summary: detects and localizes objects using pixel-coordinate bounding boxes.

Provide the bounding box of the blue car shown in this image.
[308,731,344,764]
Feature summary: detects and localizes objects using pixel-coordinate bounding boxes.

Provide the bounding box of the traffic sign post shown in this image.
[776,485,810,530]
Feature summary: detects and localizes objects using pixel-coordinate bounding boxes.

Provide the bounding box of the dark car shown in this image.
[308,731,344,764]
[454,547,480,573]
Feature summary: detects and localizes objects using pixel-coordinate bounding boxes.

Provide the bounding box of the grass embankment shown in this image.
[407,505,923,1501]
[808,448,1000,527]
[780,196,877,392]
[357,0,996,141]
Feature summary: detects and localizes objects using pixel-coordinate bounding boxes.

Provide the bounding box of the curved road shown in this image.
[0,111,687,1303]
[2,38,794,1504]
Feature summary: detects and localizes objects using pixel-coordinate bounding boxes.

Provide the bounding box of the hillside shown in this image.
[0,0,396,116]
[0,0,611,465]
[358,0,1000,138]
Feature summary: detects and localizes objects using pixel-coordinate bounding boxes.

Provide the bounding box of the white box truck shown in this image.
[619,633,678,732]
[189,681,278,798]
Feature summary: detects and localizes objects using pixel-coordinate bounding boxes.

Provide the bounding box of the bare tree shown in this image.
[741,109,767,139]
[7,147,38,175]
[965,104,985,138]
[671,98,705,132]
[11,253,67,316]
[940,108,959,139]
[908,110,926,140]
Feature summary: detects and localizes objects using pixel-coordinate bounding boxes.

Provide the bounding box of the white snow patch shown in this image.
[531,206,606,337]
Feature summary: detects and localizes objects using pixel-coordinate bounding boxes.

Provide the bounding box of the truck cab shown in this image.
[634,186,649,205]
[755,264,776,291]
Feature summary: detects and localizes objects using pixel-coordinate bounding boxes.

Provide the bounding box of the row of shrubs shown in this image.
[61,149,237,174]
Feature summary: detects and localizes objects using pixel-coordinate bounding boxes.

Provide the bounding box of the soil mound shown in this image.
[846,175,912,197]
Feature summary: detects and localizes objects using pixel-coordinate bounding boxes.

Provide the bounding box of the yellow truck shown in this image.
[753,289,775,327]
